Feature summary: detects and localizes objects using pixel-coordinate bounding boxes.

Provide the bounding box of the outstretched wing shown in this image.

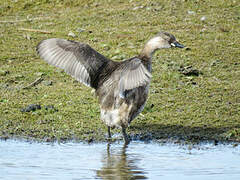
[37,38,110,88]
[119,58,152,97]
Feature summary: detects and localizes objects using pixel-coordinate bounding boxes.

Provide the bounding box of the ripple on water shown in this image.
[0,140,239,180]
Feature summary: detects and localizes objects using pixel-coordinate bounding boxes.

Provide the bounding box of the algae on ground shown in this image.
[0,0,239,142]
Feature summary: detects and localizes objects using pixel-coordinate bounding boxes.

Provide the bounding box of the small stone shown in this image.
[34,72,44,76]
[200,28,207,33]
[44,105,58,112]
[45,137,52,142]
[200,16,206,21]
[187,10,195,15]
[43,80,53,86]
[0,70,9,76]
[68,31,76,37]
[76,28,85,33]
[178,65,201,76]
[133,6,144,10]
[211,60,221,66]
[233,143,238,147]
[88,138,93,143]
[20,104,41,112]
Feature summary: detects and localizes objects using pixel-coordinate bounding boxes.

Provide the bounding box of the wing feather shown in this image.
[37,38,110,88]
[117,58,152,98]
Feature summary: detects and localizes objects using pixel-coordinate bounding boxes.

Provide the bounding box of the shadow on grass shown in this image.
[130,123,240,142]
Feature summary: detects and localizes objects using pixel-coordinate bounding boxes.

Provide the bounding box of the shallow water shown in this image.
[0,140,239,180]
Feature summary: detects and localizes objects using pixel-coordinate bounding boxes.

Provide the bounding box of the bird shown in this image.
[37,31,184,144]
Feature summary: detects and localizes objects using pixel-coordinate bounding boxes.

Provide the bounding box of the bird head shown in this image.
[147,32,184,50]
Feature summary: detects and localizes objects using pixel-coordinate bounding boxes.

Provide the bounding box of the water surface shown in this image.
[0,140,239,180]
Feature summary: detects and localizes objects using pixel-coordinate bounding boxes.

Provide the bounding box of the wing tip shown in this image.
[36,40,44,55]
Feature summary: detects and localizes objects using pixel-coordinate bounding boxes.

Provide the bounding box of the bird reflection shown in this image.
[96,143,147,179]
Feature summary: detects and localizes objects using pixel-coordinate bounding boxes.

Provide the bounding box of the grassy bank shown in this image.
[0,0,239,143]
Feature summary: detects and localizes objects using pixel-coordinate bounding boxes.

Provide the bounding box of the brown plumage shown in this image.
[37,32,184,144]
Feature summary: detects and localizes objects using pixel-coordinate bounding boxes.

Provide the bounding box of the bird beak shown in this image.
[171,41,184,48]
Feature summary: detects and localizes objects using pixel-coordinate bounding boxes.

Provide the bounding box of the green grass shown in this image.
[0,0,240,142]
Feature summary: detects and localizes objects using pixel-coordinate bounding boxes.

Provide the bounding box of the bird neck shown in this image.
[138,41,159,72]
[139,45,156,60]
[138,53,152,73]
[139,36,161,60]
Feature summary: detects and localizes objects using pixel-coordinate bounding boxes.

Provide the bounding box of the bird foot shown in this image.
[106,137,112,142]
[122,128,131,145]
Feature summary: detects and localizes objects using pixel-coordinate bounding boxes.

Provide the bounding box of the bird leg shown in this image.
[107,126,111,139]
[121,127,130,145]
